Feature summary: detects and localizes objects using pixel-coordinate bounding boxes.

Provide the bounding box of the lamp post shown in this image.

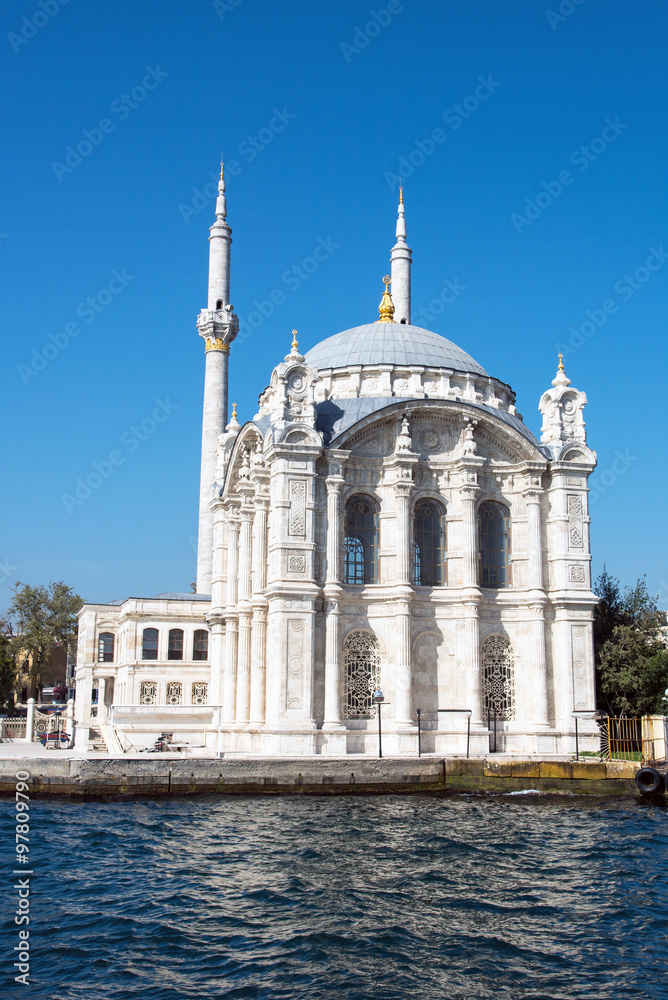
[373,689,384,759]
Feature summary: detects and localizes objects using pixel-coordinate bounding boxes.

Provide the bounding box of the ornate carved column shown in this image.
[460,485,479,588]
[323,597,342,726]
[97,677,106,723]
[249,493,269,724]
[524,488,549,726]
[325,477,344,585]
[324,469,345,728]
[249,606,267,723]
[236,611,252,722]
[394,479,413,585]
[460,484,483,723]
[524,489,545,591]
[223,514,240,722]
[394,598,413,725]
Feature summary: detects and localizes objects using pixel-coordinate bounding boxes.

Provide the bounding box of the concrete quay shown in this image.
[0,754,640,798]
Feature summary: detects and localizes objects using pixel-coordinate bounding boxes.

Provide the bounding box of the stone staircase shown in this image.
[87,725,108,753]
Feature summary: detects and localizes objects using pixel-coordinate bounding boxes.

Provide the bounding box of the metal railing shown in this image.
[416,708,472,758]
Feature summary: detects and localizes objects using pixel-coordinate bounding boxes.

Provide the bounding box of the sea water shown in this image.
[1,794,667,999]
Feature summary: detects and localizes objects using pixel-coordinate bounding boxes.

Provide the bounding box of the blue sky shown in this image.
[1,0,666,609]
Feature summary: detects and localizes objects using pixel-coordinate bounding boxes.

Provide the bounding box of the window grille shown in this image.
[166,681,182,705]
[192,682,208,705]
[481,636,515,720]
[413,499,446,585]
[479,501,511,588]
[343,631,380,719]
[98,632,115,663]
[142,628,159,660]
[168,629,184,661]
[344,495,379,585]
[140,681,157,705]
[193,630,209,661]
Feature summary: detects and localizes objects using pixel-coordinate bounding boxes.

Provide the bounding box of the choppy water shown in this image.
[1,793,667,1000]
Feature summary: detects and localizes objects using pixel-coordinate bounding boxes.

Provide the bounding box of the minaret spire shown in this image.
[195,160,239,593]
[390,186,412,324]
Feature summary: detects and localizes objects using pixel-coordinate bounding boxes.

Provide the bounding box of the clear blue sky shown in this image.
[1,0,666,609]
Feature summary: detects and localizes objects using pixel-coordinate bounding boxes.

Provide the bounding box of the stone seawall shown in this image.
[0,757,640,798]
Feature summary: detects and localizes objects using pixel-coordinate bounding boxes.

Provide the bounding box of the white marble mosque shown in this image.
[75,169,599,755]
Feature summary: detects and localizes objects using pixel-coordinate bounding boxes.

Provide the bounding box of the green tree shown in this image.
[594,571,668,715]
[0,624,17,710]
[7,582,83,698]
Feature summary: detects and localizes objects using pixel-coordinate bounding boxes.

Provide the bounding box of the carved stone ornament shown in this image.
[288,555,306,573]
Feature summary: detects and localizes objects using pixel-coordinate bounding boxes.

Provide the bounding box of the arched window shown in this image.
[97,632,115,663]
[478,501,511,588]
[344,495,379,585]
[140,680,157,705]
[192,681,208,705]
[168,629,184,660]
[193,629,209,661]
[166,681,182,705]
[343,631,380,719]
[142,628,159,660]
[413,498,446,586]
[481,635,515,720]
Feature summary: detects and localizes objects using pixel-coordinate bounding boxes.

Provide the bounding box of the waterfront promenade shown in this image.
[0,742,640,797]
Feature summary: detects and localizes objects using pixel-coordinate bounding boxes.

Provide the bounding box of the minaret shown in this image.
[390,186,412,325]
[195,163,239,594]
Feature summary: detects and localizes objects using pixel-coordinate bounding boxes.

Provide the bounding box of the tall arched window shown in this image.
[98,632,115,663]
[481,635,515,720]
[344,495,379,585]
[478,501,511,588]
[168,629,184,660]
[413,498,446,586]
[343,631,381,719]
[142,628,159,660]
[193,629,209,661]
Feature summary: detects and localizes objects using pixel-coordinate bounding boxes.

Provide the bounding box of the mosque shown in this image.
[74,168,598,755]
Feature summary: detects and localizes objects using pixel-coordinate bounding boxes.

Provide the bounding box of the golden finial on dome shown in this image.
[291,328,299,351]
[557,352,564,373]
[377,275,395,323]
[231,401,237,420]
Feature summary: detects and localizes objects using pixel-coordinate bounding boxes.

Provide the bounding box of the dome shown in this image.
[304,323,488,377]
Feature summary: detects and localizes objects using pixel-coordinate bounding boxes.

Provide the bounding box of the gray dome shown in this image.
[304,323,487,376]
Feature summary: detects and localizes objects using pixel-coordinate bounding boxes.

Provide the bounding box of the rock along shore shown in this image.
[0,756,640,798]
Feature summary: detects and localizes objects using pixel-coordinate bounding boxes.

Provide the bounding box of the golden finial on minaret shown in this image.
[399,183,404,205]
[291,328,299,351]
[231,401,237,420]
[557,352,564,372]
[220,158,224,181]
[377,275,395,323]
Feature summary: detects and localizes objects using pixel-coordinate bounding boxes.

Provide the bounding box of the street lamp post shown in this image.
[373,690,384,759]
